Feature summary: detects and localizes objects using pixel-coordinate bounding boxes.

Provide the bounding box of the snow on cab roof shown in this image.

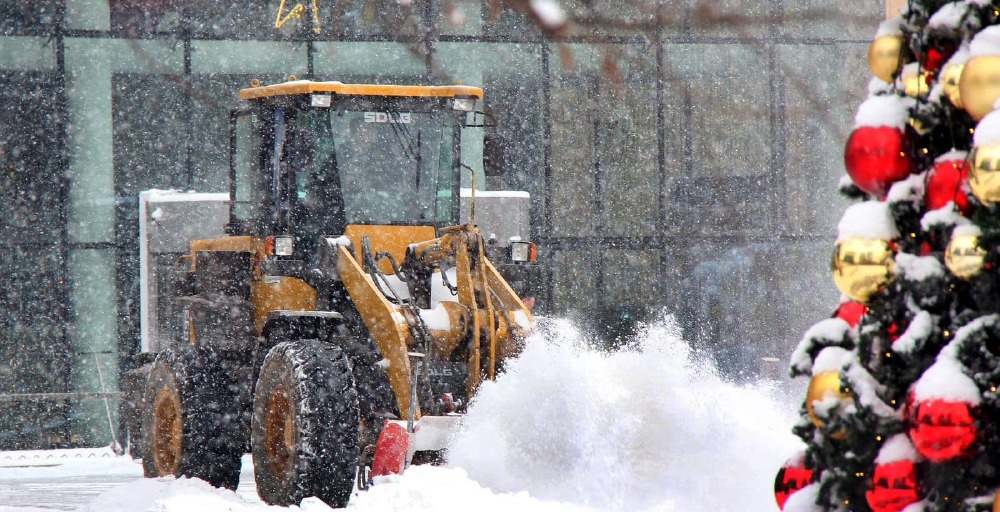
[239,80,484,101]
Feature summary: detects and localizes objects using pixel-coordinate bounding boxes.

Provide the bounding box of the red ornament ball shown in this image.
[845,126,913,198]
[925,157,972,215]
[908,399,977,462]
[865,460,921,512]
[921,44,954,76]
[774,454,813,510]
[834,301,866,328]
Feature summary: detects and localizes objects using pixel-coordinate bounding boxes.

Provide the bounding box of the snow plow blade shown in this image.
[371,416,462,478]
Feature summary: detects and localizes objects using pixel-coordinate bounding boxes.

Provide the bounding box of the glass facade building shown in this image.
[0,0,883,448]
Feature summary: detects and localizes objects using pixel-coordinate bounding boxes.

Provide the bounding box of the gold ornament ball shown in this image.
[902,67,931,98]
[807,371,850,434]
[941,62,965,109]
[868,35,904,83]
[946,234,986,279]
[831,238,895,302]
[971,142,1000,204]
[994,489,1000,512]
[959,55,1000,121]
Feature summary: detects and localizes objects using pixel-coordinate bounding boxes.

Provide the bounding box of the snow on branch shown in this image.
[895,254,944,282]
[875,433,921,464]
[887,172,926,206]
[790,319,854,377]
[927,2,971,32]
[920,204,969,231]
[912,317,992,404]
[970,25,1000,57]
[891,310,934,354]
[854,94,915,130]
[974,109,1000,147]
[838,201,900,241]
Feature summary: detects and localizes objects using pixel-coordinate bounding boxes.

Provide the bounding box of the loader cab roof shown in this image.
[239,80,484,101]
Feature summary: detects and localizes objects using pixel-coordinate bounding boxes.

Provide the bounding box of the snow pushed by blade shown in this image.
[446,317,800,511]
[81,476,334,512]
[349,466,589,512]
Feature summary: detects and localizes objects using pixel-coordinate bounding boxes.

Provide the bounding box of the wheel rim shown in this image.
[152,388,182,475]
[265,390,295,478]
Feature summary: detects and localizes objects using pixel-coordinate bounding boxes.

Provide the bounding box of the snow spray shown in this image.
[446,316,802,511]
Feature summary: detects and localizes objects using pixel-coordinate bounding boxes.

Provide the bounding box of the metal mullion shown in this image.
[54,0,73,440]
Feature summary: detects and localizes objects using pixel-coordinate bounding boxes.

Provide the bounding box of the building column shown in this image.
[64,35,182,443]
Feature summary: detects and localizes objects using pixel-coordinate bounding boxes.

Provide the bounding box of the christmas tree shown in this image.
[777,2,1000,511]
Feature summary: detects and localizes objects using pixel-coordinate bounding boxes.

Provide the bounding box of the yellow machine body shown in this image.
[186,223,533,421]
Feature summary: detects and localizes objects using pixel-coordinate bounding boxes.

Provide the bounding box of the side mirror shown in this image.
[483,132,506,177]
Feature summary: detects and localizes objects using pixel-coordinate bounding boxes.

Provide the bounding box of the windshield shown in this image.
[294,104,456,230]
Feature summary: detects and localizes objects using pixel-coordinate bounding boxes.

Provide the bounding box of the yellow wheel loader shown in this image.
[125,79,538,507]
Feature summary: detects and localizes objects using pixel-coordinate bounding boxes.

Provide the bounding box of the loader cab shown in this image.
[227,81,484,258]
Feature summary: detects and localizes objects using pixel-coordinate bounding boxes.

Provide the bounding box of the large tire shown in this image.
[252,340,360,508]
[140,347,244,489]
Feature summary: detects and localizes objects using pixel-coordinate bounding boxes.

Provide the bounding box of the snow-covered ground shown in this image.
[0,318,802,511]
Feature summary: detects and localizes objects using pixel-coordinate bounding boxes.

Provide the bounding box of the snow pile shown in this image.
[974,109,1000,146]
[447,317,799,511]
[837,201,900,241]
[969,25,1000,57]
[854,95,914,130]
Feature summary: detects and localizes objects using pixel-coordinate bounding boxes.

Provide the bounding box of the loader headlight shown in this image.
[274,236,294,256]
[311,94,332,108]
[510,241,537,263]
[452,97,476,112]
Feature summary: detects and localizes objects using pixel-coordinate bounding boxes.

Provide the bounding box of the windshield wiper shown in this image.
[384,108,422,189]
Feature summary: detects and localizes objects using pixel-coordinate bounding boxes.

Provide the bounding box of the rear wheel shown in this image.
[252,340,360,507]
[140,347,243,489]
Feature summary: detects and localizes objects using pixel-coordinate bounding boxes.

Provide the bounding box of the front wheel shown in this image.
[140,347,243,489]
[252,339,360,508]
